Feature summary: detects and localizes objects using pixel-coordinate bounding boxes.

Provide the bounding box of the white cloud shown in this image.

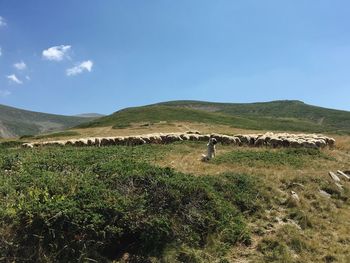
[0,90,10,97]
[14,61,27,70]
[0,16,6,27]
[25,75,31,80]
[0,47,2,56]
[7,74,23,84]
[66,60,93,76]
[42,45,71,61]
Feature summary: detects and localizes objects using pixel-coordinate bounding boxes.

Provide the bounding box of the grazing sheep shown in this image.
[289,139,301,148]
[219,135,237,145]
[186,130,200,135]
[164,134,182,144]
[301,141,317,148]
[315,139,326,148]
[254,136,266,147]
[22,143,34,148]
[86,138,94,146]
[270,137,283,148]
[129,136,147,146]
[236,134,250,144]
[148,134,162,144]
[141,136,152,144]
[22,131,336,150]
[94,138,101,147]
[188,134,200,141]
[179,134,191,141]
[73,140,86,147]
[100,138,111,146]
[114,137,125,145]
[65,140,74,146]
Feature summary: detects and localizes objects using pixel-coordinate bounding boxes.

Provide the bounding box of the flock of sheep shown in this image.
[22,131,335,149]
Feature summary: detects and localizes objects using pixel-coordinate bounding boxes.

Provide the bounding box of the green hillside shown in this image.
[77,102,349,134]
[0,104,96,138]
[156,100,350,133]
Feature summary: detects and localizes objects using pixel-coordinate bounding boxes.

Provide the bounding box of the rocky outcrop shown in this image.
[22,131,336,149]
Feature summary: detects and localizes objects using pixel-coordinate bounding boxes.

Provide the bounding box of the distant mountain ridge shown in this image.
[0,104,97,138]
[74,113,105,118]
[78,100,350,134]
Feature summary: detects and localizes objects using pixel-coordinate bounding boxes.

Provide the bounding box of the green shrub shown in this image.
[0,145,264,262]
[0,140,23,149]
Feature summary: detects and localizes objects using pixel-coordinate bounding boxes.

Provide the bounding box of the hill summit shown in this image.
[78,100,350,134]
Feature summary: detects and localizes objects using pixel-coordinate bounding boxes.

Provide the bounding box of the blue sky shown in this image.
[0,0,349,115]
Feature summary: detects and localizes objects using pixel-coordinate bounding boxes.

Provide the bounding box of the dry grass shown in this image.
[148,135,350,262]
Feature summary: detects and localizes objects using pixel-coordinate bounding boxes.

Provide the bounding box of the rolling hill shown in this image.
[0,104,97,138]
[156,100,350,131]
[77,100,350,134]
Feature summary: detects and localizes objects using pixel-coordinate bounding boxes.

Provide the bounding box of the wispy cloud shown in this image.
[0,90,11,97]
[0,47,2,57]
[14,61,27,70]
[66,60,93,76]
[7,74,23,84]
[42,45,71,61]
[0,16,6,27]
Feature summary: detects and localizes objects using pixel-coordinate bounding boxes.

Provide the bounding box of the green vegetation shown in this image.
[0,104,96,138]
[0,140,23,149]
[213,148,334,168]
[77,106,243,128]
[77,105,336,134]
[158,100,350,133]
[0,138,349,262]
[0,145,265,262]
[4,100,350,138]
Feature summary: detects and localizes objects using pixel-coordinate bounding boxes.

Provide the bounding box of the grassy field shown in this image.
[1,133,350,262]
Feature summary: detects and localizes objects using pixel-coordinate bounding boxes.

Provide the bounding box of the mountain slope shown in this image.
[77,100,350,134]
[156,100,350,132]
[0,104,97,138]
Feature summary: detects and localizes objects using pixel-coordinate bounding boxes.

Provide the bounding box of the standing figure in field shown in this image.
[202,137,217,161]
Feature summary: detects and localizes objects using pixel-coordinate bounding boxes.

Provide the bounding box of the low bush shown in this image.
[0,145,264,262]
[0,140,23,149]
